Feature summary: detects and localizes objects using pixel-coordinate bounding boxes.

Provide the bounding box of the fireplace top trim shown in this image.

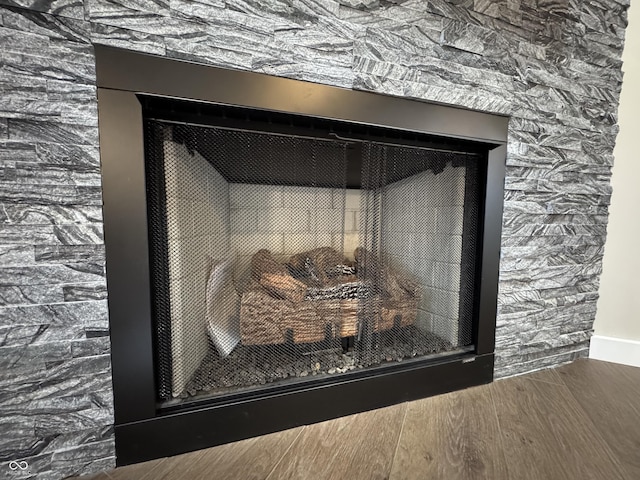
[95,46,508,145]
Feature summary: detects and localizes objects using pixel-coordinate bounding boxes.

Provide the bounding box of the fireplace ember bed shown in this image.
[96,46,507,465]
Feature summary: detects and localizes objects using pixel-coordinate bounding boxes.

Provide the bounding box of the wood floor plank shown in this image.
[389,384,507,480]
[555,359,640,478]
[267,403,406,480]
[73,473,112,480]
[491,374,628,480]
[520,366,565,385]
[135,427,303,480]
[105,457,166,480]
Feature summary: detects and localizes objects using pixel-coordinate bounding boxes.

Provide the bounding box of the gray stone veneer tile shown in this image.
[35,144,99,167]
[0,143,37,163]
[0,323,85,347]
[512,144,615,169]
[265,37,353,71]
[501,222,607,237]
[16,425,112,454]
[8,120,98,145]
[504,189,611,207]
[2,51,95,84]
[495,342,590,378]
[0,6,89,41]
[498,290,600,315]
[48,37,95,64]
[0,0,85,19]
[354,74,512,114]
[256,62,355,88]
[0,355,112,394]
[0,100,60,124]
[85,0,170,19]
[0,205,103,225]
[35,409,114,437]
[5,453,54,477]
[0,76,48,101]
[403,0,477,24]
[164,19,275,68]
[51,444,115,479]
[0,245,34,267]
[226,0,340,24]
[499,255,600,276]
[166,41,253,70]
[0,226,59,245]
[71,336,110,357]
[90,22,166,54]
[441,19,505,56]
[501,210,610,227]
[500,248,604,272]
[0,24,50,55]
[0,342,73,370]
[0,300,108,328]
[496,334,593,375]
[62,282,107,302]
[34,245,104,264]
[88,7,200,34]
[352,56,422,83]
[0,285,64,306]
[53,224,103,245]
[0,264,104,287]
[354,27,438,67]
[497,301,598,329]
[0,184,103,205]
[12,163,101,187]
[0,224,103,245]
[45,79,96,103]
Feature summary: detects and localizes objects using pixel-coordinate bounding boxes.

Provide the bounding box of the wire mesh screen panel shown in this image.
[352,143,480,368]
[144,119,483,402]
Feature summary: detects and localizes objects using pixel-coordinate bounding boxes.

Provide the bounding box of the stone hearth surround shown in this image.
[0,0,627,478]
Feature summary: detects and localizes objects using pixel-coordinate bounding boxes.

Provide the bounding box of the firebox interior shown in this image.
[143,101,485,403]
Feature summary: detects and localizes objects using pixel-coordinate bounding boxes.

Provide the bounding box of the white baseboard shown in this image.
[589,335,640,368]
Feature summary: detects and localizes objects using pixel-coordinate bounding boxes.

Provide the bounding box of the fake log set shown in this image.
[240,247,420,346]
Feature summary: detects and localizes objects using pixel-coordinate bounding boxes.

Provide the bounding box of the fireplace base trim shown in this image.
[115,352,493,465]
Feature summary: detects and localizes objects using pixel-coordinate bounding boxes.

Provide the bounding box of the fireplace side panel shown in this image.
[381,163,466,346]
[162,139,231,397]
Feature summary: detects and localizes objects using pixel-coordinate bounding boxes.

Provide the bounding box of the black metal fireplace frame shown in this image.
[95,46,507,466]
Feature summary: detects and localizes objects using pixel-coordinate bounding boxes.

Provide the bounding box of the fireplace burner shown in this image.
[96,46,506,465]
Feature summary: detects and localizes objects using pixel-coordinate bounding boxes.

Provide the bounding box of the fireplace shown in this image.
[96,46,506,465]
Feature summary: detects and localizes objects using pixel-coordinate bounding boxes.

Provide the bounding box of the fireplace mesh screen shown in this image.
[145,119,482,401]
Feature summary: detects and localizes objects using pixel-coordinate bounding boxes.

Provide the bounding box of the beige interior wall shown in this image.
[228,184,361,289]
[382,163,466,345]
[593,0,640,341]
[164,140,231,397]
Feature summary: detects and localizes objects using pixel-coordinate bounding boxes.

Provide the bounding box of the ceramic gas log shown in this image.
[239,247,419,347]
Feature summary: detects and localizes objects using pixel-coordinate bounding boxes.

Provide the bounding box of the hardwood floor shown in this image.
[77,359,640,480]
[492,373,627,480]
[268,403,405,480]
[557,360,640,479]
